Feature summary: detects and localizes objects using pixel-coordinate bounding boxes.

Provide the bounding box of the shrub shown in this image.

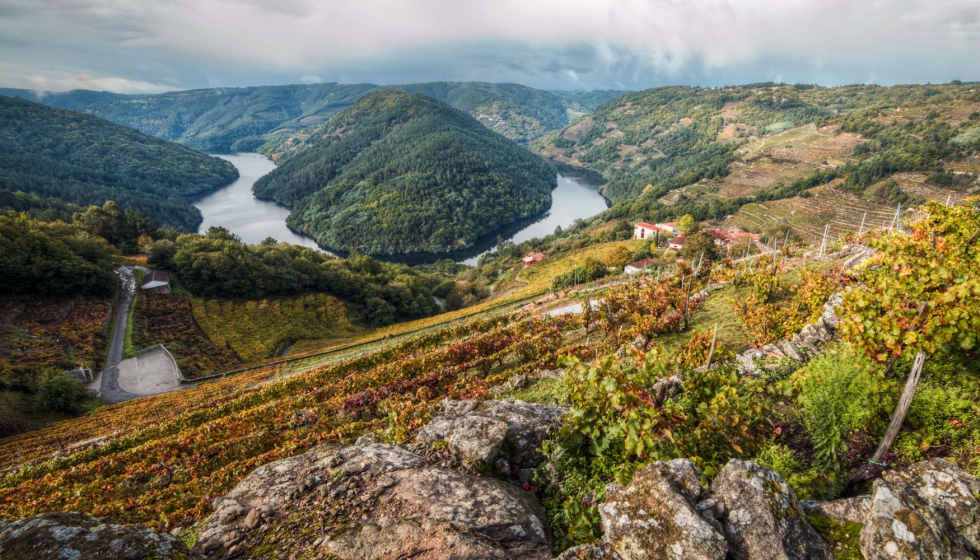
[754,443,801,480]
[32,371,94,413]
[793,346,893,473]
[0,393,29,437]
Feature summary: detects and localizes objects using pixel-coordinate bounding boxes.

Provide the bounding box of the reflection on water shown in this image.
[193,153,608,265]
[194,153,323,251]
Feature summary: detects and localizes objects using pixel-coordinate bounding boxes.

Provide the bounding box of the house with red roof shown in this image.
[522,252,548,267]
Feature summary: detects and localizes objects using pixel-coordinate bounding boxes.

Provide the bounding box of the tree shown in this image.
[680,232,719,261]
[678,214,697,234]
[605,246,634,268]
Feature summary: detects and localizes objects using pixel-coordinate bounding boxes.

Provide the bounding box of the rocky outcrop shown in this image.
[599,459,728,559]
[413,399,565,471]
[707,459,834,560]
[194,441,551,559]
[556,542,621,559]
[861,458,980,559]
[0,511,196,559]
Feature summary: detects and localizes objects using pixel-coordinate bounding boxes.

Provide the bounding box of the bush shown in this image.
[32,371,94,413]
[793,346,892,473]
[754,443,801,480]
[550,258,607,290]
[0,393,29,437]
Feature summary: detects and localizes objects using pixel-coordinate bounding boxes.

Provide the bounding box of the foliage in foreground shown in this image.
[540,342,769,549]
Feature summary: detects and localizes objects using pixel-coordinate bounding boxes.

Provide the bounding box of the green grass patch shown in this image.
[122,270,143,359]
[505,377,571,406]
[807,513,863,559]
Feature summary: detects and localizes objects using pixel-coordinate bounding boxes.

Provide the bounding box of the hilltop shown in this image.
[1,82,625,153]
[0,95,238,231]
[253,90,557,255]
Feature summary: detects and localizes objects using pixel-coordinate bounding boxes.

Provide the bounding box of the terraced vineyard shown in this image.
[0,263,720,531]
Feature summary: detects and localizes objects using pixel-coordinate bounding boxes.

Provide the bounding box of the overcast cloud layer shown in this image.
[1,0,978,93]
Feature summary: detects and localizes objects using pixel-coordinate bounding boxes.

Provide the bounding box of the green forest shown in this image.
[254,91,557,255]
[0,96,238,230]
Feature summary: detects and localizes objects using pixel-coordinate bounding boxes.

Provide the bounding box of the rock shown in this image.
[860,458,980,559]
[736,349,765,375]
[537,368,565,380]
[598,459,728,560]
[557,542,622,559]
[761,344,786,358]
[843,248,876,270]
[0,511,197,559]
[652,375,684,404]
[708,460,833,560]
[416,399,565,468]
[801,496,870,526]
[777,340,804,362]
[196,442,551,559]
[799,324,820,340]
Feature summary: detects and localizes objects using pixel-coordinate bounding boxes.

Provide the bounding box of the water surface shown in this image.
[195,153,322,251]
[195,153,608,264]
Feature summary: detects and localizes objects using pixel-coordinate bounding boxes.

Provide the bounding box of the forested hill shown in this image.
[0,82,619,154]
[253,90,557,255]
[0,95,238,230]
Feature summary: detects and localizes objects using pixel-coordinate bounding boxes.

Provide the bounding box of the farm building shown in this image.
[522,253,548,267]
[623,258,657,275]
[668,236,687,250]
[142,270,171,294]
[633,221,677,240]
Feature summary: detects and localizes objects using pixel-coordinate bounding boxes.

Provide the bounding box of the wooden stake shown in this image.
[873,350,926,463]
[705,324,718,369]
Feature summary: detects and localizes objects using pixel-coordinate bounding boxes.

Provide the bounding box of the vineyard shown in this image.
[0,258,723,531]
[130,293,240,379]
[0,299,111,382]
[189,293,361,363]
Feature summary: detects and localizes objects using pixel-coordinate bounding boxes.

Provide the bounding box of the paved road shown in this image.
[99,266,143,404]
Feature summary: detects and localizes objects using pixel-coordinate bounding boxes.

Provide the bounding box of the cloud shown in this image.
[0,0,978,92]
[0,63,174,93]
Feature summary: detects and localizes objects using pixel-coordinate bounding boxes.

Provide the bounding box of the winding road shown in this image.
[97,266,144,404]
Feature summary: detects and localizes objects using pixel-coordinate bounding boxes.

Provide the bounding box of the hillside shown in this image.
[253,90,557,255]
[1,199,977,559]
[535,83,980,235]
[2,82,602,154]
[0,96,238,230]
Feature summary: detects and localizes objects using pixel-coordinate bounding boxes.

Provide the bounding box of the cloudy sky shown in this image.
[1,0,978,93]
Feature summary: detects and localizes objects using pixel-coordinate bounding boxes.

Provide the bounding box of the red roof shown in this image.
[522,252,547,262]
[627,258,657,269]
[634,222,658,229]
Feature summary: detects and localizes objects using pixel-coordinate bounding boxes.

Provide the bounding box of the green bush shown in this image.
[754,443,801,480]
[793,346,892,473]
[550,257,607,290]
[32,371,94,413]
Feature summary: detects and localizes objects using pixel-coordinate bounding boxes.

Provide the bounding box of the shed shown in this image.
[522,253,548,267]
[142,270,171,294]
[668,236,687,251]
[623,258,657,275]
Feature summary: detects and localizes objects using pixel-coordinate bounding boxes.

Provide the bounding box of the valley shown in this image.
[1,79,979,560]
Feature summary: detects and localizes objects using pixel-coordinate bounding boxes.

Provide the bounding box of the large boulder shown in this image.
[557,542,621,559]
[194,442,551,559]
[707,459,834,560]
[414,399,565,468]
[860,458,980,559]
[598,459,728,560]
[0,511,196,559]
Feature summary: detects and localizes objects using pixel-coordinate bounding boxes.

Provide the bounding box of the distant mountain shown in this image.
[0,95,238,230]
[0,82,621,153]
[550,90,629,111]
[253,90,557,255]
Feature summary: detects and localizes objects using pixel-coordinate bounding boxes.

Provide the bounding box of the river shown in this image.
[194,153,608,264]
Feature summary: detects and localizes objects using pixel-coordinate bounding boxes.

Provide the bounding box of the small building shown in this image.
[703,228,735,246]
[623,258,657,275]
[634,222,678,240]
[522,253,548,267]
[142,270,171,294]
[668,236,687,251]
